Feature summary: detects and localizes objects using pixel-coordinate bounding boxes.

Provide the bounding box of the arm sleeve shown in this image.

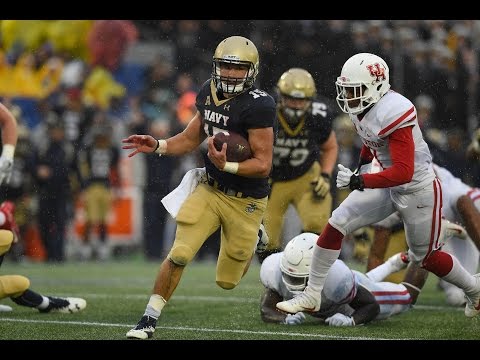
[361,126,414,188]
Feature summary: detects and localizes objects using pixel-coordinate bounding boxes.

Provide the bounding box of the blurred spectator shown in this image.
[31,113,78,263]
[87,20,138,72]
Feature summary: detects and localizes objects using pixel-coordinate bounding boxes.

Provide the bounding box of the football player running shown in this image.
[261,232,413,326]
[123,36,276,339]
[0,103,86,314]
[276,52,480,319]
[259,68,338,262]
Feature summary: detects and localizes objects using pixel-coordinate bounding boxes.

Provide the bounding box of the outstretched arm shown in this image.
[122,111,206,157]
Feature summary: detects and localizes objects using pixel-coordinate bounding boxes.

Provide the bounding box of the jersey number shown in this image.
[273,147,310,167]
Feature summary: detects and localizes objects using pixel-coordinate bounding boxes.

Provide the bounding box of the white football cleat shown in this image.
[276,287,320,314]
[465,273,480,317]
[40,297,87,313]
[0,304,13,312]
[440,218,467,242]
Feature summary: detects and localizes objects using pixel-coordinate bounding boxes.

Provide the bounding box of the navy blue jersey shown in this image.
[272,96,334,181]
[196,80,276,198]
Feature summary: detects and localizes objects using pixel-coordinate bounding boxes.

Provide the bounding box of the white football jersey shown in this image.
[349,90,435,193]
[260,253,406,319]
[433,164,479,222]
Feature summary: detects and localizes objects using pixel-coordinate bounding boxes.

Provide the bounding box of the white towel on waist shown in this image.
[161,167,206,218]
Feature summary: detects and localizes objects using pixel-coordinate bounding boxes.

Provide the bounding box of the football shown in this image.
[213,131,252,162]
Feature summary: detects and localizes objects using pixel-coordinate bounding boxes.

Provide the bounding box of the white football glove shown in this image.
[0,156,13,186]
[336,164,354,189]
[284,312,306,325]
[325,313,355,327]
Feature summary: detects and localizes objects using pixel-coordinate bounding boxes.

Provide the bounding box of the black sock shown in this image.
[11,289,44,308]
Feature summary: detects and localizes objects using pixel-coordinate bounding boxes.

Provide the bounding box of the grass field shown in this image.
[1,257,479,341]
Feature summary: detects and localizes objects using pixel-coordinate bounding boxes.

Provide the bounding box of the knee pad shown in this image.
[216,280,236,290]
[168,244,195,266]
[0,230,14,256]
[0,275,30,298]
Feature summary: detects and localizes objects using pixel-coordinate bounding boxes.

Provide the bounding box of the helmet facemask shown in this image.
[212,59,256,95]
[335,81,372,115]
[279,94,312,123]
[281,272,309,293]
[211,36,259,96]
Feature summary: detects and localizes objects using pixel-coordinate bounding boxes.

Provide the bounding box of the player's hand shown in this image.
[325,313,355,327]
[122,135,158,157]
[311,173,331,199]
[336,164,354,189]
[0,156,13,186]
[284,312,306,325]
[207,136,227,170]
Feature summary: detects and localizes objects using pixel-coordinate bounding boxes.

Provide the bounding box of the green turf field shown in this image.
[0,258,479,340]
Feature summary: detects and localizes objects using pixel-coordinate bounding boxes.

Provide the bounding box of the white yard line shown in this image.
[68,293,464,310]
[0,317,411,340]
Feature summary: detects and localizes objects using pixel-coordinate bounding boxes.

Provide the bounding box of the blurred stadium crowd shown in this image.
[0,19,479,264]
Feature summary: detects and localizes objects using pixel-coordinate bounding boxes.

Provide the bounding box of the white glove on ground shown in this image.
[325,313,355,327]
[284,312,306,325]
[336,164,354,189]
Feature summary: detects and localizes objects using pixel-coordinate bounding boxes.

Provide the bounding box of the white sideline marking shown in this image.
[0,318,411,340]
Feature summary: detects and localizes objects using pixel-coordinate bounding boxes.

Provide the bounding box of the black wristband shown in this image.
[349,174,365,191]
[152,139,160,153]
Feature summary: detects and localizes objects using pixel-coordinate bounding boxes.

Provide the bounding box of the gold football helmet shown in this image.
[277,68,316,121]
[212,35,259,95]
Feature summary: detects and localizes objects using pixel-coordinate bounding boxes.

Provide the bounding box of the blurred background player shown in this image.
[77,120,120,261]
[260,232,412,326]
[260,68,338,262]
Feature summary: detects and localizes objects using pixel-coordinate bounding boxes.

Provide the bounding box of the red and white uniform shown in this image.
[330,91,441,264]
[261,253,411,320]
[433,165,479,276]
